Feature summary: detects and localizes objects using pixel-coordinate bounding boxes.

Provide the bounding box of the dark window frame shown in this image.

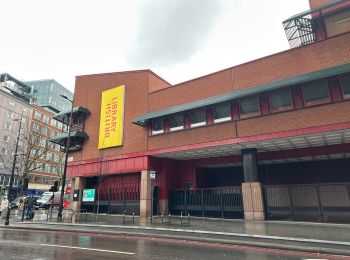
[169,113,184,132]
[268,87,294,113]
[301,79,331,106]
[213,102,232,123]
[340,73,350,99]
[190,108,207,128]
[239,95,261,119]
[151,117,164,135]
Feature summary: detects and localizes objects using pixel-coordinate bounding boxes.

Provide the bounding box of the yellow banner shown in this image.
[98,85,125,149]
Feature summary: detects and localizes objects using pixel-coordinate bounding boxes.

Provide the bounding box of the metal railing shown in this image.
[169,186,243,219]
[263,183,350,223]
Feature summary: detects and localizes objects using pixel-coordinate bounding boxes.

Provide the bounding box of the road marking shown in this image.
[39,243,135,255]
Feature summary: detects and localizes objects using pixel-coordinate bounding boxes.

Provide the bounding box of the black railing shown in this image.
[263,183,350,223]
[169,186,243,219]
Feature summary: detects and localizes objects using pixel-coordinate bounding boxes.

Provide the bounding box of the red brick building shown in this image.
[54,0,350,222]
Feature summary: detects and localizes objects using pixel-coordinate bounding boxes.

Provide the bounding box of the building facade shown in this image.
[0,85,33,197]
[58,0,350,223]
[28,105,65,191]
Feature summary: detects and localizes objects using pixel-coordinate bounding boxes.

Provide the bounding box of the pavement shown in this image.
[1,210,350,256]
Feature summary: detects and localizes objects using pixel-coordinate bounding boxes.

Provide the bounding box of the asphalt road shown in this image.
[0,228,347,260]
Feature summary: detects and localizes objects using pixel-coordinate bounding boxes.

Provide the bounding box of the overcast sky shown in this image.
[0,0,310,93]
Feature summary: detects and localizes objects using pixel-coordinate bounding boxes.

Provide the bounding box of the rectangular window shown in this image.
[302,80,330,105]
[34,175,42,183]
[269,88,293,112]
[51,119,57,127]
[34,111,42,119]
[190,109,206,127]
[44,176,50,184]
[341,73,350,98]
[151,118,164,135]
[3,135,9,142]
[4,123,11,130]
[7,111,14,118]
[43,115,50,123]
[169,114,184,131]
[240,96,260,117]
[214,103,232,123]
[45,164,51,173]
[0,147,7,155]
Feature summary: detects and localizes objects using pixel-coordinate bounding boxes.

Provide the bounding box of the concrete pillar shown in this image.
[242,182,265,221]
[241,148,265,221]
[158,199,168,214]
[71,177,86,223]
[140,170,152,218]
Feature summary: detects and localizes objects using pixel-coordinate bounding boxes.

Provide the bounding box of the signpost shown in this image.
[150,171,156,223]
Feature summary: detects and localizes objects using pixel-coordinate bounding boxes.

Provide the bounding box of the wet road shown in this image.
[0,228,347,260]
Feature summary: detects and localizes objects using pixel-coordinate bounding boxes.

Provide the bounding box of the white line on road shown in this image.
[39,243,135,255]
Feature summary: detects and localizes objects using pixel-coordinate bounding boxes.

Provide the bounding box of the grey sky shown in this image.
[0,0,310,92]
[129,0,224,66]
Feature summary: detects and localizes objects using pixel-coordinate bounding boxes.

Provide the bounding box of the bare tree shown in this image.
[0,118,63,193]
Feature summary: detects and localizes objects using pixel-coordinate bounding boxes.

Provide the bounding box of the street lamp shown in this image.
[5,114,23,225]
[57,94,73,222]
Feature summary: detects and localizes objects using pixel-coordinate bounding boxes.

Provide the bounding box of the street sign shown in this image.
[82,189,95,202]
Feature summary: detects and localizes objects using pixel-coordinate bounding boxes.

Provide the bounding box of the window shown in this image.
[45,164,51,173]
[9,101,14,106]
[34,175,42,183]
[34,111,42,119]
[40,138,46,147]
[0,147,7,155]
[7,111,14,118]
[4,123,11,130]
[43,115,50,124]
[50,130,57,138]
[341,73,350,98]
[240,96,260,117]
[41,127,48,135]
[169,114,184,131]
[152,118,164,135]
[214,103,232,123]
[46,152,52,160]
[21,117,26,123]
[190,109,206,127]
[269,88,293,112]
[23,107,27,112]
[44,176,50,185]
[51,119,57,127]
[3,135,9,142]
[302,80,330,105]
[32,123,40,132]
[30,149,37,157]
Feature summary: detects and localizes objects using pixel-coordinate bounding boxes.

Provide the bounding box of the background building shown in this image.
[27,105,64,191]
[56,0,350,223]
[26,79,73,114]
[0,74,71,196]
[0,77,33,198]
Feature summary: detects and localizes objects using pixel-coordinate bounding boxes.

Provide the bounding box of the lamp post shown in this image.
[57,94,73,222]
[5,114,23,225]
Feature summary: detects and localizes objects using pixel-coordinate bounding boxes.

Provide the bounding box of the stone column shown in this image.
[158,199,168,214]
[241,148,265,221]
[71,177,86,223]
[140,170,152,218]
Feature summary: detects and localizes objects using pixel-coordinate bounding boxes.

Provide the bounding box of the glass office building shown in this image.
[25,79,73,114]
